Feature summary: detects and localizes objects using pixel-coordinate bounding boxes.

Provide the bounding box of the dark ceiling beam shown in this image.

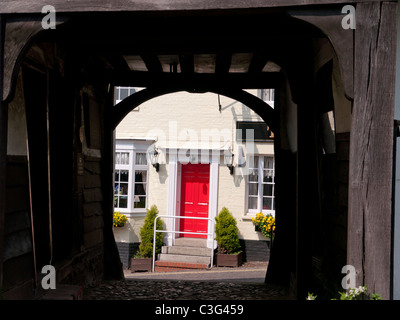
[140,54,162,73]
[248,53,269,73]
[215,52,232,74]
[105,55,131,72]
[179,54,194,75]
[107,70,282,89]
[1,0,393,14]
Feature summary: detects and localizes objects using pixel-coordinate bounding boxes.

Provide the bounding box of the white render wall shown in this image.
[115,90,273,241]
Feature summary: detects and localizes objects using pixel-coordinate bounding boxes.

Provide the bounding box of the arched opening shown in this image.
[111,88,278,275]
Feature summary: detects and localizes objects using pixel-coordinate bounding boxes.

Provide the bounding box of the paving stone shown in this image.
[83,279,291,300]
[83,262,292,300]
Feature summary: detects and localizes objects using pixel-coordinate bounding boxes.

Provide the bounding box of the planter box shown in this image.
[130,258,152,272]
[216,252,243,267]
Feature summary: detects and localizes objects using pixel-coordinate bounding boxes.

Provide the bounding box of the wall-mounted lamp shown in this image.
[224,147,234,175]
[148,145,160,172]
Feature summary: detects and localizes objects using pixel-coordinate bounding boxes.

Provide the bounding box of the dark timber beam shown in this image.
[103,86,124,281]
[348,2,397,300]
[248,53,269,74]
[215,52,232,74]
[288,8,354,100]
[108,70,282,90]
[0,0,395,14]
[0,14,7,296]
[179,54,194,75]
[140,54,162,73]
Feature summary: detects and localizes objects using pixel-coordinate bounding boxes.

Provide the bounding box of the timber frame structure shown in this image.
[0,0,398,300]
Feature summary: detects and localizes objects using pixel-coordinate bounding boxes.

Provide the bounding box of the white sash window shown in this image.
[114,141,150,213]
[247,155,275,216]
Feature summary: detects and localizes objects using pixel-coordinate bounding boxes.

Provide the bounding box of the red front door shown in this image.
[180,163,210,238]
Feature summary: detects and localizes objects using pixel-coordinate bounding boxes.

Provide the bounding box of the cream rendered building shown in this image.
[113,87,275,268]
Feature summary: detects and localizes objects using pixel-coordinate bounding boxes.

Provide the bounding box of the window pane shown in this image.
[249,169,258,182]
[119,183,128,195]
[252,156,259,168]
[135,183,146,196]
[263,171,273,182]
[135,170,147,182]
[248,197,258,210]
[123,153,130,165]
[114,171,119,182]
[264,157,274,169]
[119,88,129,100]
[135,153,148,165]
[120,170,129,182]
[236,122,270,141]
[263,197,272,210]
[134,196,146,208]
[119,196,128,208]
[114,183,120,195]
[116,152,130,165]
[248,183,258,196]
[263,184,273,197]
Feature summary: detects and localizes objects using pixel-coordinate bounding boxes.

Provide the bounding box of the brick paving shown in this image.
[83,262,293,300]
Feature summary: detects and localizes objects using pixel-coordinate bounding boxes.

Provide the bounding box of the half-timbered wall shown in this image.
[1,34,123,297]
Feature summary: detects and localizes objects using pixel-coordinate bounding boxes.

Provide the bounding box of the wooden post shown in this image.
[296,98,318,299]
[103,86,124,280]
[0,14,6,296]
[348,2,397,299]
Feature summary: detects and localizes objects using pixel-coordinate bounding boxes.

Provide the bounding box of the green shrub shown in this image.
[137,205,164,258]
[215,207,242,254]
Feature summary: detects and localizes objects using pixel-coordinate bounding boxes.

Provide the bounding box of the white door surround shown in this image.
[166,151,219,249]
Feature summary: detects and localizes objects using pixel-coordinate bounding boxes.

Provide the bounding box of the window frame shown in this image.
[114,150,133,212]
[114,141,150,215]
[246,155,275,217]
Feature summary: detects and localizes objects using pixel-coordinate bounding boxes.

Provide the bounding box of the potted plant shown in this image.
[130,205,163,272]
[214,207,243,267]
[113,211,128,228]
[251,212,275,242]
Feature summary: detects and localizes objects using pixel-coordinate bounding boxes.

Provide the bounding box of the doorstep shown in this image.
[154,260,208,272]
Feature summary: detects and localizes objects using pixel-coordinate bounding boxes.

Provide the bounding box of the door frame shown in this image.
[167,150,219,249]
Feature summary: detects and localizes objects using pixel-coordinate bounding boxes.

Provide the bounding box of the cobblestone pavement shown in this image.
[83,262,293,300]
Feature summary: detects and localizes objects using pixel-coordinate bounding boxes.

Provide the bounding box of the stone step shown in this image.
[154,261,208,272]
[173,237,208,248]
[158,253,211,266]
[161,245,212,257]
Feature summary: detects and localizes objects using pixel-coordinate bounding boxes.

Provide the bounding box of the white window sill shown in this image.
[115,210,147,217]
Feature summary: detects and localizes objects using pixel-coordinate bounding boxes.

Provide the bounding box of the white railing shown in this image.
[152,215,215,272]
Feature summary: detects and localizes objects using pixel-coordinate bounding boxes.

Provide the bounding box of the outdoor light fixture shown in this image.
[148,145,160,172]
[224,147,234,175]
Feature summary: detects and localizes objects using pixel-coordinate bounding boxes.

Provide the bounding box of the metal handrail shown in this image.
[152,215,215,272]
